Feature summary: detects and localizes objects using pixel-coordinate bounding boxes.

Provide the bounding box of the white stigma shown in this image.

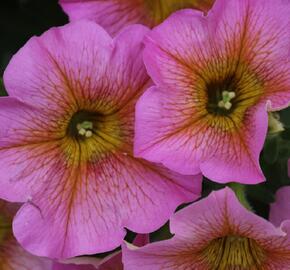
[77,121,93,138]
[218,91,236,110]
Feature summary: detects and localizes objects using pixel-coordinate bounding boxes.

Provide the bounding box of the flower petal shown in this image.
[208,0,290,110]
[60,0,146,36]
[4,21,111,111]
[139,0,290,183]
[59,0,214,36]
[270,186,290,227]
[1,238,52,270]
[135,86,266,183]
[0,97,62,202]
[13,154,201,258]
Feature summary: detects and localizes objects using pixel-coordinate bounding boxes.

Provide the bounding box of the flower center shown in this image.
[76,121,93,138]
[200,235,265,268]
[67,110,102,140]
[144,0,212,24]
[217,91,236,110]
[63,109,123,164]
[205,74,238,116]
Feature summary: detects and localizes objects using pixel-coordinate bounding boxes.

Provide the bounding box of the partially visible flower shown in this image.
[0,21,202,259]
[270,186,290,227]
[0,200,51,270]
[135,0,290,184]
[59,0,214,36]
[123,188,290,269]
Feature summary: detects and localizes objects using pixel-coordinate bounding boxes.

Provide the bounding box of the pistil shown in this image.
[218,91,236,110]
[77,121,93,138]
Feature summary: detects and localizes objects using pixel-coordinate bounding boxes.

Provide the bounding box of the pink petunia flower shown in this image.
[123,188,290,269]
[270,186,290,227]
[0,21,202,258]
[135,0,290,184]
[59,0,214,36]
[0,200,52,270]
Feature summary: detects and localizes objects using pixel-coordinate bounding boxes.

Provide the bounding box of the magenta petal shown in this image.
[199,103,267,183]
[134,86,201,175]
[4,21,111,110]
[0,97,59,202]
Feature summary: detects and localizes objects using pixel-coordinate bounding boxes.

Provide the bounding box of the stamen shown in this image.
[218,91,236,110]
[200,235,265,268]
[77,121,93,137]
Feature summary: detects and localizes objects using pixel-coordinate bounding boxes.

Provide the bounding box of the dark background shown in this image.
[0,0,67,79]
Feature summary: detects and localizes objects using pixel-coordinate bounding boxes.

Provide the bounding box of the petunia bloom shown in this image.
[123,188,290,269]
[270,186,290,227]
[135,0,290,184]
[0,200,51,270]
[0,21,202,258]
[59,0,214,36]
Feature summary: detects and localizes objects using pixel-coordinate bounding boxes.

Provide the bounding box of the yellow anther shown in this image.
[77,121,93,137]
[218,91,236,110]
[85,130,93,138]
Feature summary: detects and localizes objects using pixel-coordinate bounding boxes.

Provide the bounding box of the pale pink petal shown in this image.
[270,186,290,227]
